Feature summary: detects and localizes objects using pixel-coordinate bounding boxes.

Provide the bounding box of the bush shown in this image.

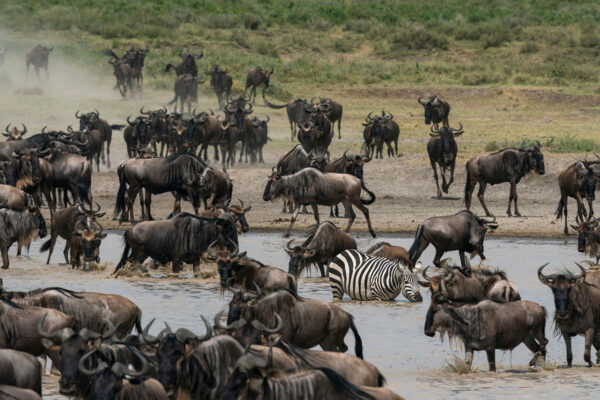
[243,13,264,30]
[390,27,448,51]
[485,141,499,152]
[201,13,239,29]
[254,39,279,57]
[333,38,356,53]
[580,33,600,48]
[311,17,333,31]
[231,30,250,48]
[520,41,539,53]
[462,71,491,85]
[481,29,512,48]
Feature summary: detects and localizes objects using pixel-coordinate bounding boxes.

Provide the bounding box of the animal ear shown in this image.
[41,338,61,353]
[185,339,199,357]
[244,206,252,212]
[86,338,102,351]
[95,212,106,218]
[237,251,247,259]
[453,131,463,137]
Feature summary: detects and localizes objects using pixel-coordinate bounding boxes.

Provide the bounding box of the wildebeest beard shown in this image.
[373,124,382,139]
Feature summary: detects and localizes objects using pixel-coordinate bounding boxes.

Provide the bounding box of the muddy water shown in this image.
[2,231,599,399]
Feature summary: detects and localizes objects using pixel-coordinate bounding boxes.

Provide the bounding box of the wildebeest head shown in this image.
[127,115,151,145]
[260,67,274,88]
[342,149,371,181]
[11,147,44,187]
[418,96,443,125]
[207,240,244,287]
[75,219,106,263]
[522,142,545,175]
[215,306,283,347]
[538,263,586,320]
[222,345,272,400]
[229,200,252,233]
[225,96,253,130]
[575,161,597,202]
[180,51,201,73]
[572,218,600,253]
[472,215,498,256]
[308,149,329,172]
[424,292,464,337]
[285,239,315,277]
[3,123,27,141]
[32,206,48,239]
[262,168,282,202]
[430,123,464,164]
[38,314,117,395]
[419,265,482,303]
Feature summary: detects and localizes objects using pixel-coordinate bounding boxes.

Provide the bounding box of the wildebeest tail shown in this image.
[348,314,364,359]
[360,182,376,205]
[114,231,131,274]
[377,372,387,387]
[113,164,127,217]
[262,92,287,109]
[110,124,125,131]
[317,367,374,400]
[77,177,90,205]
[104,49,119,59]
[408,224,424,263]
[40,238,52,252]
[135,308,143,333]
[555,198,564,220]
[464,161,471,205]
[287,275,297,294]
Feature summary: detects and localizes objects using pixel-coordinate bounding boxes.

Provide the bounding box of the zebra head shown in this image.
[400,265,423,303]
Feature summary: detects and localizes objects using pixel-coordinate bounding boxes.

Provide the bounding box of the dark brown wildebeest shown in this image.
[227,288,364,358]
[0,298,73,366]
[366,242,412,268]
[167,73,198,113]
[114,212,238,275]
[263,167,376,238]
[424,294,547,372]
[0,349,42,395]
[465,144,545,217]
[556,160,598,235]
[362,111,399,159]
[75,110,122,168]
[105,48,149,93]
[107,58,133,98]
[245,66,273,104]
[250,115,269,163]
[573,218,600,264]
[0,208,47,269]
[65,219,106,268]
[25,45,53,80]
[319,97,343,139]
[46,148,93,208]
[538,263,600,367]
[205,66,233,110]
[2,124,27,141]
[68,126,104,172]
[198,166,233,208]
[197,200,251,234]
[325,149,371,217]
[164,50,202,77]
[124,115,153,157]
[418,96,450,129]
[285,221,357,277]
[427,123,464,198]
[0,385,41,400]
[263,94,310,141]
[408,210,498,271]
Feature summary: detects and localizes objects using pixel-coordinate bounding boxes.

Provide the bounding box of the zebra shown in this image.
[328,249,422,302]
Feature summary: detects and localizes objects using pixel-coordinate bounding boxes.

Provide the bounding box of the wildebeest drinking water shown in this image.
[427,123,463,198]
[465,144,545,217]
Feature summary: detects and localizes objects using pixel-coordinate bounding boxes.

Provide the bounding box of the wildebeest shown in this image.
[124,115,152,157]
[245,66,273,104]
[25,45,53,80]
[0,208,47,269]
[46,148,93,208]
[113,153,206,222]
[297,119,333,154]
[105,47,149,93]
[418,96,450,129]
[325,149,371,217]
[114,212,238,275]
[366,242,412,267]
[573,218,600,264]
[427,123,464,198]
[197,200,251,234]
[409,210,498,271]
[164,50,202,77]
[2,123,27,141]
[0,349,42,395]
[424,295,547,371]
[263,168,376,238]
[538,263,600,366]
[227,289,364,357]
[198,167,232,208]
[0,385,41,400]
[75,109,121,168]
[263,94,310,141]
[107,58,133,97]
[465,145,545,217]
[285,221,357,277]
[205,66,233,110]
[362,111,399,159]
[319,97,343,139]
[556,160,598,235]
[167,73,198,113]
[249,115,270,164]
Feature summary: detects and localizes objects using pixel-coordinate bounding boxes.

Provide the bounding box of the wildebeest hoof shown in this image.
[1,265,7,269]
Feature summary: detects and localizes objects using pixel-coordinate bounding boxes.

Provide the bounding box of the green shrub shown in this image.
[202,14,239,29]
[390,27,448,51]
[254,39,279,57]
[520,41,539,53]
[485,141,499,152]
[334,38,356,53]
[580,33,600,48]
[230,30,250,48]
[243,13,264,30]
[311,17,333,31]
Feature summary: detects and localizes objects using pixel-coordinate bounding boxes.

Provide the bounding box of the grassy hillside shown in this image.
[3,0,600,96]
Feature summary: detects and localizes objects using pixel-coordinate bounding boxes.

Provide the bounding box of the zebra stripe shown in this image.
[328,249,421,302]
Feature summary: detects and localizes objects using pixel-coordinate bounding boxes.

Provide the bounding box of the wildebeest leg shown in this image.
[329,206,335,218]
[432,248,445,267]
[0,245,8,269]
[138,189,146,221]
[575,193,586,223]
[354,202,376,238]
[523,335,546,367]
[563,332,573,367]
[192,262,199,277]
[464,347,474,370]
[172,192,181,216]
[45,232,58,264]
[560,193,569,235]
[445,163,455,194]
[507,179,520,217]
[458,250,472,271]
[431,160,442,198]
[123,187,139,222]
[146,192,154,220]
[485,349,496,372]
[584,327,595,366]
[16,243,21,256]
[283,204,301,238]
[318,262,326,277]
[343,202,355,233]
[63,242,70,265]
[477,181,493,217]
[172,259,183,274]
[588,198,595,220]
[290,122,295,141]
[311,204,320,225]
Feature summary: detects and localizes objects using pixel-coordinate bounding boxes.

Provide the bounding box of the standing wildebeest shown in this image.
[250,115,270,164]
[0,298,73,366]
[198,166,233,208]
[107,58,133,98]
[263,168,376,238]
[319,97,343,139]
[538,263,600,367]
[75,110,122,168]
[362,111,399,159]
[285,221,357,278]
[168,73,198,113]
[113,153,205,222]
[164,50,202,77]
[556,160,598,235]
[124,115,152,157]
[263,94,310,141]
[0,349,42,395]
[418,96,450,129]
[105,48,149,93]
[0,208,47,269]
[46,149,93,208]
[325,149,371,217]
[205,66,233,110]
[427,123,463,198]
[227,289,364,357]
[25,45,53,80]
[424,295,547,372]
[409,210,498,271]
[465,144,545,217]
[245,66,273,104]
[114,212,238,275]
[573,218,600,264]
[366,242,412,267]
[2,123,27,141]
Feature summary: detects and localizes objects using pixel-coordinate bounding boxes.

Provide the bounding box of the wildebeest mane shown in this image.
[275,168,328,201]
[0,296,24,308]
[165,153,205,187]
[177,339,229,397]
[23,287,82,298]
[0,209,39,251]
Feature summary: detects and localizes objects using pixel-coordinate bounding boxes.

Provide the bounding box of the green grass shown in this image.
[486,136,600,153]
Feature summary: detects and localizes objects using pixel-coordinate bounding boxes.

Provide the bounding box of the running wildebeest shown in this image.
[0,349,42,395]
[107,58,133,97]
[2,124,27,141]
[164,50,202,77]
[205,66,233,110]
[263,94,311,141]
[465,144,545,217]
[424,294,548,372]
[538,263,600,367]
[319,97,343,139]
[114,212,238,275]
[25,45,53,80]
[245,66,273,104]
[0,208,47,269]
[556,160,598,235]
[573,218,600,264]
[409,210,498,272]
[427,123,463,198]
[418,96,450,129]
[285,221,357,277]
[167,73,198,113]
[263,167,376,238]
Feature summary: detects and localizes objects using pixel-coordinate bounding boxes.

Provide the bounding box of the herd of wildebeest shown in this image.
[0,44,600,399]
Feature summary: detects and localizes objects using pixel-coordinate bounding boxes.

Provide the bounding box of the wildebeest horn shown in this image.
[175,316,212,342]
[164,322,172,334]
[1,133,9,138]
[450,122,463,133]
[366,112,374,122]
[343,149,350,159]
[285,239,296,252]
[430,125,440,135]
[140,106,150,115]
[75,110,82,119]
[264,115,270,123]
[126,115,135,125]
[537,263,553,285]
[418,97,428,105]
[251,313,283,334]
[141,318,159,344]
[41,126,47,134]
[443,265,456,282]
[207,240,219,260]
[21,124,27,135]
[37,313,74,341]
[78,349,108,376]
[421,265,432,282]
[93,109,100,118]
[214,309,247,331]
[574,262,587,281]
[4,124,10,134]
[111,349,149,378]
[100,319,117,340]
[93,202,101,213]
[229,239,239,258]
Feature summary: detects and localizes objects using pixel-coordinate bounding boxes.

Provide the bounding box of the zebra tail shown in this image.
[348,314,364,359]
